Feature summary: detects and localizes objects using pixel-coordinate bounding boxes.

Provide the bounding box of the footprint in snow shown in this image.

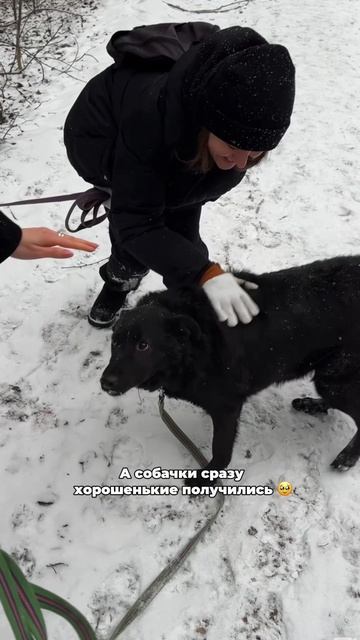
[89,562,140,637]
[80,349,107,381]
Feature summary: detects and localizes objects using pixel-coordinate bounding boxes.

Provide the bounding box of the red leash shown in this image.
[0,188,110,232]
[0,192,84,207]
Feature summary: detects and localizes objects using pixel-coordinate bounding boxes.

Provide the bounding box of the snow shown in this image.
[1,0,360,638]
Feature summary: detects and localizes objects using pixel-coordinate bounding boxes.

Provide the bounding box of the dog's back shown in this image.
[144,255,360,394]
[232,255,360,390]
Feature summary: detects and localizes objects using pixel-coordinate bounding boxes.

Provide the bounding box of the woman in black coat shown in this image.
[64,23,295,328]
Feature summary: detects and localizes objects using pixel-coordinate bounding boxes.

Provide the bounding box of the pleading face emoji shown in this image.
[277,481,293,496]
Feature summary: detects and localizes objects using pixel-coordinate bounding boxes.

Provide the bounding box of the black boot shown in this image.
[88,284,127,328]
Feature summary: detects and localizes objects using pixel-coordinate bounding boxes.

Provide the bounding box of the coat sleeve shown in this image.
[0,211,22,263]
[108,135,212,287]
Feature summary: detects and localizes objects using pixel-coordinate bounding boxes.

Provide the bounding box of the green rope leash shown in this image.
[0,550,96,639]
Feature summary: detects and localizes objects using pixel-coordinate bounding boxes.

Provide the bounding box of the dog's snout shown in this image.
[101,372,120,395]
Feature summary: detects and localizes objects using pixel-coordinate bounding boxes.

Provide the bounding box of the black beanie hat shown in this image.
[183,27,295,151]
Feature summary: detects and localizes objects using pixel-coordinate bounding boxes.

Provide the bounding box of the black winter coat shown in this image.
[0,211,22,263]
[64,32,246,286]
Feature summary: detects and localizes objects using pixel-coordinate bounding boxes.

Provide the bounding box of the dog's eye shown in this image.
[136,340,149,352]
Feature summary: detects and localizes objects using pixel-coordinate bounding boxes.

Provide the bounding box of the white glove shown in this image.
[202,272,260,327]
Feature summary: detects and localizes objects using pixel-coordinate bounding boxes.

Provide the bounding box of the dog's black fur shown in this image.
[101,256,360,484]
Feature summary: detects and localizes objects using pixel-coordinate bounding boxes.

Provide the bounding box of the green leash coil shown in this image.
[0,550,96,639]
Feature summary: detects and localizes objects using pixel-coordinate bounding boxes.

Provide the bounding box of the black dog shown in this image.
[101,256,360,483]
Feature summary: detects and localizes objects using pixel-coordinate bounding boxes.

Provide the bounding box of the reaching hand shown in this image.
[11,227,98,260]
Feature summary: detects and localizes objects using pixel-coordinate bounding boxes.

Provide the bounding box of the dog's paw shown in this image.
[292,397,329,415]
[331,450,358,472]
[331,458,352,472]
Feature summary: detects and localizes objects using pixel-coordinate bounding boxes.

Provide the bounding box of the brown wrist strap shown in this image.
[198,263,225,286]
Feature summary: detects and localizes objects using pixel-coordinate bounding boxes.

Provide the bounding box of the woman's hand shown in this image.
[202,272,260,326]
[11,227,98,260]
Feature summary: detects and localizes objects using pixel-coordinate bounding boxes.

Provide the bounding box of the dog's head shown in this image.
[100,303,202,396]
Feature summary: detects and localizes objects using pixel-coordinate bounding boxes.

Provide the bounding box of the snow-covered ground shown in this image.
[1,0,360,638]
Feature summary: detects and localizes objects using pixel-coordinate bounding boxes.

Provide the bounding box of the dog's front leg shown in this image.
[185,403,243,487]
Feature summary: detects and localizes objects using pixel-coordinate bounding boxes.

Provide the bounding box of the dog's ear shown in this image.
[165,315,202,343]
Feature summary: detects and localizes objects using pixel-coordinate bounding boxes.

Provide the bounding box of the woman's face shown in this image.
[207,132,264,170]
